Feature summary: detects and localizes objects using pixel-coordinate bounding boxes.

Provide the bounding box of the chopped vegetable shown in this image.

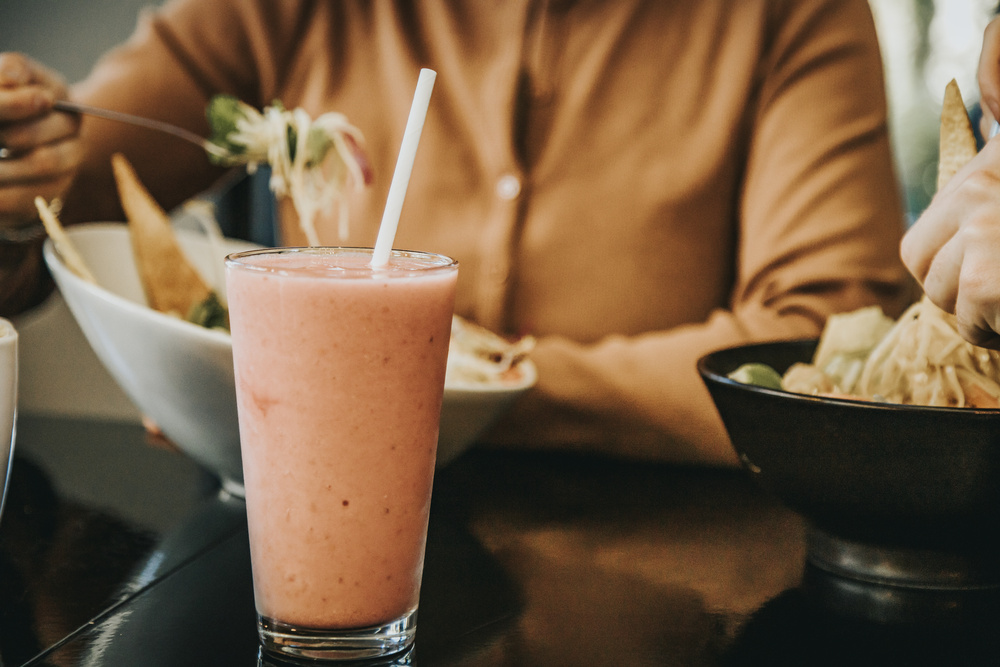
[205,95,250,162]
[727,363,784,390]
[187,291,229,331]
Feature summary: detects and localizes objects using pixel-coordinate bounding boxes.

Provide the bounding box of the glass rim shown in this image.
[225,246,458,277]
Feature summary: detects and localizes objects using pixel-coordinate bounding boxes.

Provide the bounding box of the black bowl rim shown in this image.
[697,339,1000,417]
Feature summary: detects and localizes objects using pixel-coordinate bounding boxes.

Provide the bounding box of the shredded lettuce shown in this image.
[205,95,253,164]
[204,95,373,245]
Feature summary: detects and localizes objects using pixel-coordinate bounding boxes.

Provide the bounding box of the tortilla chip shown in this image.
[111,153,211,316]
[937,79,979,191]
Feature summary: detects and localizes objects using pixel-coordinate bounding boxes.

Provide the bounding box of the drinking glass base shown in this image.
[258,608,417,661]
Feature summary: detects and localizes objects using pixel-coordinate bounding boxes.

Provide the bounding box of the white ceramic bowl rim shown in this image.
[42,225,232,346]
[44,223,537,394]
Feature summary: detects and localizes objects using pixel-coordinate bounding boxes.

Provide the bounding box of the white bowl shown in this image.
[43,224,535,493]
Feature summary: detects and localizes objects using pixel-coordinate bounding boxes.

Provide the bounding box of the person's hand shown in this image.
[0,52,81,233]
[900,138,1000,349]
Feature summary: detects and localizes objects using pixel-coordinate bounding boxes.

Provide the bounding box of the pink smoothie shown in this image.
[226,248,457,630]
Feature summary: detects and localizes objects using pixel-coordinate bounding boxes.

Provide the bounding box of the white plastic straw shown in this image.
[371,68,437,267]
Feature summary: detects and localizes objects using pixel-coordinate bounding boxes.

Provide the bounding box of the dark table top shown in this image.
[2,415,999,667]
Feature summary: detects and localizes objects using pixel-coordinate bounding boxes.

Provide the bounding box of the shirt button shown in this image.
[495,174,521,200]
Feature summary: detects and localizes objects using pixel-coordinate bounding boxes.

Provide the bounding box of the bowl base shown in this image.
[802,563,1000,626]
[807,528,1000,590]
[804,528,1000,624]
[802,528,1000,626]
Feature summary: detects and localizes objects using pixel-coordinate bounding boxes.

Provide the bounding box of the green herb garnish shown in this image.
[187,291,229,331]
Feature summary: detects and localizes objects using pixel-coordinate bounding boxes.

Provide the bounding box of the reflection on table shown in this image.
[1,415,998,666]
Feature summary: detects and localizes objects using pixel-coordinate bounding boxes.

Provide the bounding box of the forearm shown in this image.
[483,322,759,467]
[485,271,916,466]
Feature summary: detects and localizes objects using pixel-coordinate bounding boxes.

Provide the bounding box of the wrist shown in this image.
[0,198,59,245]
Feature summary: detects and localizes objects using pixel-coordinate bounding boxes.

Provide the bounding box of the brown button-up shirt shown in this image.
[58,0,912,463]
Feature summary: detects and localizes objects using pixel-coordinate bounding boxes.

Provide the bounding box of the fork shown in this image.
[53,99,231,159]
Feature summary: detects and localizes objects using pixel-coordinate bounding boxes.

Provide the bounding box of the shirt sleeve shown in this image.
[484,0,916,464]
[61,0,311,225]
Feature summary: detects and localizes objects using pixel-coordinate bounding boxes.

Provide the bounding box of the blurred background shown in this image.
[870,0,998,217]
[1,0,997,423]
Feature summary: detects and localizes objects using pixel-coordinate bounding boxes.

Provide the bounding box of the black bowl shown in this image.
[698,340,1000,591]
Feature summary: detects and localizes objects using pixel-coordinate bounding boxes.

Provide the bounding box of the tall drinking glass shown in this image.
[0,318,17,525]
[226,247,457,661]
